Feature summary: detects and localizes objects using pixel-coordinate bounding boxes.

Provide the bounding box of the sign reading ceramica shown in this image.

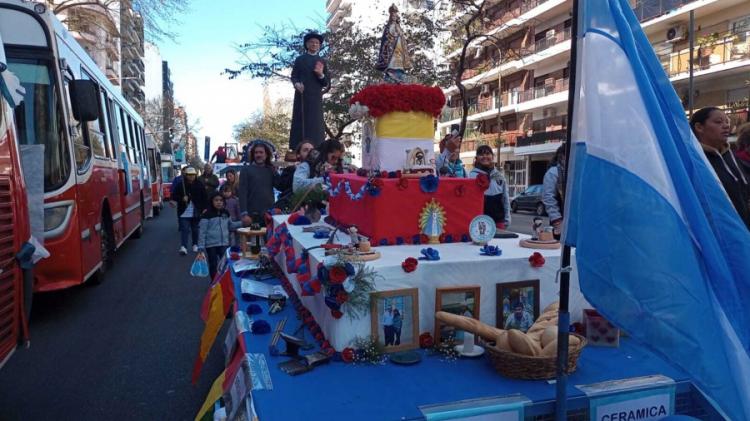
[578,375,676,421]
[593,392,671,421]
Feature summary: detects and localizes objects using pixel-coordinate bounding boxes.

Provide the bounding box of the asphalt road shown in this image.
[0,207,225,420]
[507,210,549,235]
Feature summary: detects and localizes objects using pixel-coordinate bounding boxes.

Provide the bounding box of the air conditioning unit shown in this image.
[546,29,556,39]
[666,24,688,42]
[480,84,490,94]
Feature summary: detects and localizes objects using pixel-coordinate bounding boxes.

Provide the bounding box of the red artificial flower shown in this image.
[349,84,446,118]
[529,252,546,268]
[336,291,349,304]
[455,185,466,197]
[395,170,402,178]
[397,177,409,190]
[380,171,389,178]
[476,173,490,190]
[420,234,429,244]
[323,347,336,357]
[329,266,348,284]
[310,280,322,293]
[341,347,355,363]
[315,332,324,341]
[331,309,343,319]
[371,178,384,189]
[401,257,418,273]
[419,332,434,348]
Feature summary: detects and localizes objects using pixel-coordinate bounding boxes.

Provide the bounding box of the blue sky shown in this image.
[156,0,325,157]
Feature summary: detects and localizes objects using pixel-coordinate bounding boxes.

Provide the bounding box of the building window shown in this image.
[505,159,527,197]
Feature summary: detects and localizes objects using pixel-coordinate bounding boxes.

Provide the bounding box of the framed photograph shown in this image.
[370,288,419,353]
[434,286,481,345]
[496,280,540,333]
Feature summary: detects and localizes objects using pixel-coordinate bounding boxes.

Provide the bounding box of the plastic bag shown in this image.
[190,252,209,277]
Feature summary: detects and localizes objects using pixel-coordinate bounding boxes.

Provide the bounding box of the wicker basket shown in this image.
[483,333,587,380]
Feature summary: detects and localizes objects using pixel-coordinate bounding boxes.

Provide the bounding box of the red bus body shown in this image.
[146,135,162,216]
[0,1,152,292]
[0,31,31,368]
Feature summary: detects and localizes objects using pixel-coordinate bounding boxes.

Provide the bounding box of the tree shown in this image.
[233,98,292,152]
[144,97,172,154]
[45,0,188,42]
[438,1,531,137]
[224,10,450,140]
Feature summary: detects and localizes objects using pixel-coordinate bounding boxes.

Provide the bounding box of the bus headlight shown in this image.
[44,203,73,237]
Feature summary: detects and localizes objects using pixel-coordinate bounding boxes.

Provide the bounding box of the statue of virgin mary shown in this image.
[375,4,411,83]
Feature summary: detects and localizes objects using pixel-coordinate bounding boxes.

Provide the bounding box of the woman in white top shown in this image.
[293,139,346,192]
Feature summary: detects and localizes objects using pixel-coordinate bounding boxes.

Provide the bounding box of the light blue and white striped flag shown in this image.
[564,1,750,419]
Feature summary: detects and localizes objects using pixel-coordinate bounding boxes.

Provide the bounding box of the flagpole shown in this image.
[555,0,580,419]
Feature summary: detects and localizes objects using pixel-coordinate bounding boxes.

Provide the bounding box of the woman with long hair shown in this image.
[293,139,346,192]
[238,141,277,220]
[690,107,750,229]
[469,145,510,229]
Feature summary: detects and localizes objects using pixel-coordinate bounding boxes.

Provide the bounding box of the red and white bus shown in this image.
[0,29,31,368]
[146,134,163,216]
[0,0,152,291]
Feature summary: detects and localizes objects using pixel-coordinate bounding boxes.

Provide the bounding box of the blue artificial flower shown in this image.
[412,235,421,245]
[344,262,356,276]
[324,295,341,311]
[251,320,271,334]
[480,245,502,256]
[395,237,404,245]
[313,229,330,239]
[445,234,453,243]
[419,174,439,193]
[246,304,263,315]
[379,239,389,246]
[461,234,470,243]
[419,247,441,261]
[388,171,398,178]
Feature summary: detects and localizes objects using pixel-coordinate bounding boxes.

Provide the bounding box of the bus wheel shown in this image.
[90,220,114,285]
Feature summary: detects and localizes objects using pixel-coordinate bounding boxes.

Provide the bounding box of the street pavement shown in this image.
[507,210,549,235]
[0,207,225,420]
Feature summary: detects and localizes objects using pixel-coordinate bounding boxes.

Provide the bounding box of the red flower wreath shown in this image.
[529,252,546,268]
[401,257,418,273]
[371,178,385,189]
[329,266,348,284]
[331,310,343,319]
[476,173,490,190]
[349,84,446,118]
[341,347,355,363]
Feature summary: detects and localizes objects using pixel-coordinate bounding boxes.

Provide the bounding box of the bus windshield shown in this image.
[8,57,70,192]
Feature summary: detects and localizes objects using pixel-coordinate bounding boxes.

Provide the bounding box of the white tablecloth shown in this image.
[272,215,590,350]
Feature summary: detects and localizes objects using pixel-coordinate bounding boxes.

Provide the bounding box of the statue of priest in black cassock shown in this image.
[289,32,330,150]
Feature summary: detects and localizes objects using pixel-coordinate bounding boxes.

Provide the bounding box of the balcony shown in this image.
[440,106,462,123]
[468,96,500,116]
[532,115,567,132]
[519,78,569,103]
[461,133,501,153]
[659,29,750,79]
[534,26,572,54]
[632,0,695,23]
[516,129,567,147]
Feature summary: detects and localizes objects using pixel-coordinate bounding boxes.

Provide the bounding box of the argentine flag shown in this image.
[564,1,750,419]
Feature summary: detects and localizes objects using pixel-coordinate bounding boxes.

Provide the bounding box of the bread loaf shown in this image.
[540,334,582,357]
[543,301,559,313]
[508,329,541,356]
[541,326,558,348]
[496,330,512,352]
[435,311,504,342]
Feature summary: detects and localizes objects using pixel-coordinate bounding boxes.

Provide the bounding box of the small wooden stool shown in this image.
[237,227,267,259]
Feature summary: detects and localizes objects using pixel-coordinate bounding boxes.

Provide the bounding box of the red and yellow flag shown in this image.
[192,269,235,383]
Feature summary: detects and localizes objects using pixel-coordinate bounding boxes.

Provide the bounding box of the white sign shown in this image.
[593,392,672,421]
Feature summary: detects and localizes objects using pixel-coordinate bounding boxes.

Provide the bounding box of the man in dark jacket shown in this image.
[239,142,277,222]
[171,166,208,255]
[198,163,220,196]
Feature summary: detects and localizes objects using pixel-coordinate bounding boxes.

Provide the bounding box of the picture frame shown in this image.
[370,288,419,353]
[496,280,540,333]
[434,286,481,345]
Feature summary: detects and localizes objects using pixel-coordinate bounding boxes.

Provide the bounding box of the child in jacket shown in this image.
[198,192,251,279]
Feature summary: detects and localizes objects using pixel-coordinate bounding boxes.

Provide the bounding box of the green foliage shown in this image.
[233,99,292,152]
[342,262,378,320]
[350,335,387,365]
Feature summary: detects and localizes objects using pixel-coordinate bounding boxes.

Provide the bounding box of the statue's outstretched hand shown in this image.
[314,61,325,77]
[294,82,304,93]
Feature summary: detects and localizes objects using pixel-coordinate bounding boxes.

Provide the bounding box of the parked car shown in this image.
[510,184,546,216]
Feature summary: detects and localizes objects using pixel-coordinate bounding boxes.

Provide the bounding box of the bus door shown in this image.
[113,103,140,243]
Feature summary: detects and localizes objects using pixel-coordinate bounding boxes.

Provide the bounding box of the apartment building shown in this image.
[438,0,750,196]
[120,1,145,115]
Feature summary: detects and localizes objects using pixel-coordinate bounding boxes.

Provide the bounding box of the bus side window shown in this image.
[79,71,106,158]
[63,77,91,171]
[99,90,113,159]
[126,116,137,164]
[106,98,118,160]
[118,107,130,162]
